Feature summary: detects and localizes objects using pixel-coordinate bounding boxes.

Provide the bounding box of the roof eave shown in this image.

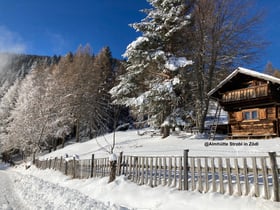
[208,66,280,98]
[207,67,241,97]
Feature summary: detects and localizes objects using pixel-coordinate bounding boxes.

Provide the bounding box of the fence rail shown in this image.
[35,151,280,202]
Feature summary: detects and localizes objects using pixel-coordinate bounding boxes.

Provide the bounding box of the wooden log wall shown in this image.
[35,152,280,201]
[230,121,275,136]
[228,106,280,137]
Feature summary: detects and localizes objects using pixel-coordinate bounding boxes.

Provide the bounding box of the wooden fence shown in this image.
[35,151,280,202]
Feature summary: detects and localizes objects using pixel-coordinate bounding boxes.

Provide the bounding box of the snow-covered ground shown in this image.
[40,129,280,159]
[1,130,280,210]
[0,170,27,210]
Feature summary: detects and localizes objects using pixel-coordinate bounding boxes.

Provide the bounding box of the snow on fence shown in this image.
[34,151,280,202]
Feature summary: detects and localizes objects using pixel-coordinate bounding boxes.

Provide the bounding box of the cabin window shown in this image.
[243,109,258,120]
[252,110,258,119]
[243,112,250,120]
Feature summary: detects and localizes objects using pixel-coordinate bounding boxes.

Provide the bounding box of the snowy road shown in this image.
[1,162,279,210]
[0,170,27,210]
[0,164,130,210]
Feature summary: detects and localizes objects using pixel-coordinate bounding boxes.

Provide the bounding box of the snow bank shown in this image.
[10,165,280,210]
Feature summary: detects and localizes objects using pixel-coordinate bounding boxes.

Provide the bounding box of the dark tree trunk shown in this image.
[53,138,57,151]
[76,118,80,142]
[108,160,117,183]
[62,136,65,148]
[161,125,170,138]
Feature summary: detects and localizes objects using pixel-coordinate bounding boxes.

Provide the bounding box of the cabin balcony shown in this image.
[222,84,269,103]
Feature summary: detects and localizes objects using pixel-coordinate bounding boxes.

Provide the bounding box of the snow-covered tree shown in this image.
[0,79,21,153]
[0,81,11,99]
[110,0,193,128]
[7,65,48,155]
[1,46,117,156]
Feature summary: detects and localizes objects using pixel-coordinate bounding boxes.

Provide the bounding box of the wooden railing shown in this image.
[222,84,268,102]
[35,151,280,202]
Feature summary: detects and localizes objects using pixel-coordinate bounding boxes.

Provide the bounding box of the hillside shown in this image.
[0,53,59,88]
[40,129,280,160]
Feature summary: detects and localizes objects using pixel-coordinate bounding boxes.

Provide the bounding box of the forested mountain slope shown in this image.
[0,53,59,88]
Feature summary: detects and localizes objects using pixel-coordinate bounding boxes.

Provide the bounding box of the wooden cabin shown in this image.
[208,67,280,139]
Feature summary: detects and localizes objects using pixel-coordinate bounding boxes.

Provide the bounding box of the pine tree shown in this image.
[110,0,192,129]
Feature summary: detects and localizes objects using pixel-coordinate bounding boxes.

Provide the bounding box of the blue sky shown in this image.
[0,0,279,72]
[0,0,149,58]
[256,0,280,70]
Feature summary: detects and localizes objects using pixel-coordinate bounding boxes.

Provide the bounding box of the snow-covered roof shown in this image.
[208,67,280,97]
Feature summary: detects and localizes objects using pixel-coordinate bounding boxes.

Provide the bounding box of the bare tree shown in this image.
[50,45,113,142]
[94,105,124,183]
[187,0,266,132]
[264,62,280,78]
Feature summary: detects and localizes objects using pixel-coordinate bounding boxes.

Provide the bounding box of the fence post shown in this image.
[90,154,95,178]
[65,160,68,175]
[54,157,57,170]
[118,152,123,176]
[73,157,76,178]
[59,156,63,172]
[183,149,189,190]
[252,157,259,197]
[269,152,280,202]
[48,159,52,169]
